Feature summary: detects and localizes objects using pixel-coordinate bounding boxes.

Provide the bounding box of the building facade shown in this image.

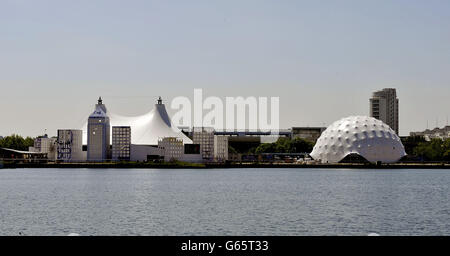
[192,127,215,161]
[214,136,228,162]
[410,126,450,141]
[158,137,184,162]
[57,129,84,162]
[370,88,399,134]
[112,126,131,161]
[290,127,326,142]
[192,127,229,162]
[87,97,111,161]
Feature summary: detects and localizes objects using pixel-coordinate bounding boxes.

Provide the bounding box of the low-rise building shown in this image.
[29,134,57,160]
[192,127,229,162]
[410,126,450,141]
[158,137,183,162]
[0,148,48,163]
[57,129,85,162]
[193,127,215,161]
[214,135,228,162]
[112,126,131,161]
[130,145,161,162]
[290,127,326,143]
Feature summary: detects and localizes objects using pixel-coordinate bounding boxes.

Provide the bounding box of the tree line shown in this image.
[402,136,450,161]
[230,137,315,155]
[0,135,35,151]
[233,135,450,162]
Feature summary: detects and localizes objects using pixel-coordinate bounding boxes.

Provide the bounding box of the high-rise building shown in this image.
[370,88,399,134]
[87,97,111,161]
[57,129,84,162]
[112,126,131,161]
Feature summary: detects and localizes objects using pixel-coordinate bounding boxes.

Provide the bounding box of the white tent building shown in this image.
[310,116,406,164]
[82,97,193,161]
[83,97,192,145]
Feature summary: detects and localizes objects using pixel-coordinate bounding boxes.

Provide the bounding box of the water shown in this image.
[0,168,449,236]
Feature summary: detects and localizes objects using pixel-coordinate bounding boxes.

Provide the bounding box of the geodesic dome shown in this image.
[310,116,406,163]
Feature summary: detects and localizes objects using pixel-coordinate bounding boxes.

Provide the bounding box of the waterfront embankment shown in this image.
[2,161,450,169]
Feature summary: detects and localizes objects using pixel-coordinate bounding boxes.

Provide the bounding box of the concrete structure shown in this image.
[310,116,406,164]
[212,129,290,153]
[370,88,399,134]
[87,97,111,161]
[214,136,228,162]
[410,126,450,141]
[130,145,162,162]
[29,134,57,160]
[158,137,184,162]
[192,127,229,162]
[193,127,215,161]
[112,126,131,161]
[57,129,85,162]
[181,144,203,163]
[291,127,326,142]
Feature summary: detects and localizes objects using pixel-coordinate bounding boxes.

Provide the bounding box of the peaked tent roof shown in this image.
[83,99,192,145]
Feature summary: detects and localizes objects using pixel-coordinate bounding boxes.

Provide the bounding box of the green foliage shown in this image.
[401,136,427,155]
[413,138,450,161]
[0,134,35,151]
[255,137,314,154]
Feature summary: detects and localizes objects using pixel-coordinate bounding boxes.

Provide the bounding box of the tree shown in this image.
[413,138,450,161]
[254,137,314,154]
[401,136,427,155]
[0,134,35,151]
[291,137,314,153]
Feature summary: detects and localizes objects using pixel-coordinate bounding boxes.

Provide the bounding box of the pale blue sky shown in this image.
[1,0,449,136]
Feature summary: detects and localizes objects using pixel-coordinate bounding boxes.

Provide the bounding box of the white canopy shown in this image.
[82,101,192,145]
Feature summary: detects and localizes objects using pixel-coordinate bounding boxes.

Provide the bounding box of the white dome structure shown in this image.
[310,116,406,163]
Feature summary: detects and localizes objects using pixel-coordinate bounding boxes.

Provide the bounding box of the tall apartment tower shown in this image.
[87,97,111,161]
[370,88,399,134]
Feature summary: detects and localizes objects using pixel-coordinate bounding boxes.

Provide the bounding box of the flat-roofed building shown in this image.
[192,127,229,162]
[112,126,131,161]
[192,127,215,161]
[214,136,228,162]
[158,137,183,162]
[291,127,326,143]
[29,134,57,160]
[410,126,450,141]
[57,129,85,162]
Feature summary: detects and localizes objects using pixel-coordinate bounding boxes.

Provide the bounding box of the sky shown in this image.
[1,0,450,137]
